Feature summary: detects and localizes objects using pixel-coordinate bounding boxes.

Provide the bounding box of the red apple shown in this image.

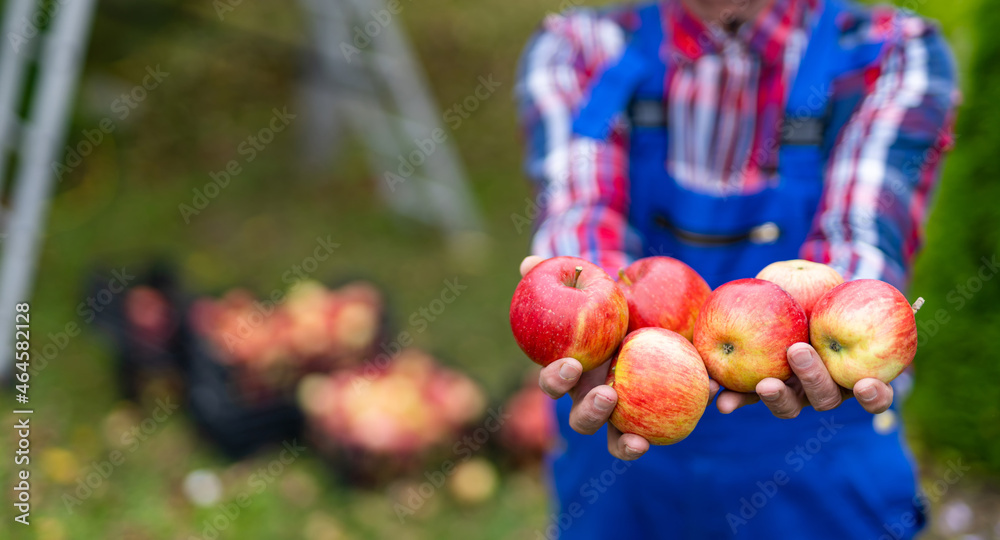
[125,286,177,347]
[693,278,808,393]
[330,300,379,353]
[606,328,709,445]
[756,259,844,318]
[510,257,629,371]
[616,256,711,340]
[809,279,918,388]
[500,382,556,455]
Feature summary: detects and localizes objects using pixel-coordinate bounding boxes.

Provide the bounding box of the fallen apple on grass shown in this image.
[607,328,709,445]
[616,256,711,340]
[694,278,808,393]
[448,458,499,505]
[510,257,629,371]
[755,259,844,318]
[809,279,922,388]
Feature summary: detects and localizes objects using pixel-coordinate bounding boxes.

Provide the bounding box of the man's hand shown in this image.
[522,256,720,461]
[520,257,890,459]
[716,342,895,417]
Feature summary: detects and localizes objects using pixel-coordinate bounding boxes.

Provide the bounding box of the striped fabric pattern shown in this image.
[515,0,958,288]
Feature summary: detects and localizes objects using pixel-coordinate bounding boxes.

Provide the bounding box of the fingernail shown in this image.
[790,349,814,369]
[624,445,640,457]
[559,363,580,381]
[857,385,877,401]
[760,391,779,400]
[594,393,614,412]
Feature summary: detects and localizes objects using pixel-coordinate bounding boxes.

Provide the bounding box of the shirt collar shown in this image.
[666,0,819,65]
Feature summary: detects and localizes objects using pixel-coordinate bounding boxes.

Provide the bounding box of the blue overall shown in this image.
[547,2,927,538]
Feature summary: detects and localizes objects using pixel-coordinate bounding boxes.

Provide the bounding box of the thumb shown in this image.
[520,256,545,277]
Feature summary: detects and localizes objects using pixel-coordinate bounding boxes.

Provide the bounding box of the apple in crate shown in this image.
[809,279,919,388]
[500,380,556,455]
[616,256,711,340]
[285,281,336,358]
[329,298,379,354]
[510,257,628,371]
[124,286,174,344]
[330,281,383,355]
[694,279,808,393]
[756,259,844,318]
[607,328,709,445]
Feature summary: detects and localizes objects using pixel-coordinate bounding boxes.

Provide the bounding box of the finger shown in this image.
[716,390,760,414]
[538,358,583,399]
[607,424,649,461]
[569,385,617,435]
[756,378,806,419]
[567,361,613,402]
[787,342,844,411]
[854,378,894,414]
[708,379,721,407]
[519,256,545,277]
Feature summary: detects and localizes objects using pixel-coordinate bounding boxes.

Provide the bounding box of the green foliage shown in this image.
[907,0,1000,474]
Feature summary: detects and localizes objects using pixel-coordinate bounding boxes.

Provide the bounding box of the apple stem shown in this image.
[911,297,925,315]
[573,266,584,288]
[618,268,632,286]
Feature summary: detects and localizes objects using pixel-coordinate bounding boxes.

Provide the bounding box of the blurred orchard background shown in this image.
[0,0,997,538]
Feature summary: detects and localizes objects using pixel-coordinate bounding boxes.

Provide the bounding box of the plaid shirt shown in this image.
[516,0,958,288]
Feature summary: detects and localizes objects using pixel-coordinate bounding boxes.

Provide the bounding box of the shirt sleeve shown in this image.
[800,13,960,290]
[515,10,636,275]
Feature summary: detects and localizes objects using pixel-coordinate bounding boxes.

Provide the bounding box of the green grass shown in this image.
[1,0,554,537]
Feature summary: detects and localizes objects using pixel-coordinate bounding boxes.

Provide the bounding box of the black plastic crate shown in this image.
[185,334,304,460]
[89,263,188,402]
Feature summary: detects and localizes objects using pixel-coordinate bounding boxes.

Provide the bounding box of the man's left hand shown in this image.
[715,342,895,417]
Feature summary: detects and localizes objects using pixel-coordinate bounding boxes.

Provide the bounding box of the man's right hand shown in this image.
[538,355,649,460]
[521,255,721,461]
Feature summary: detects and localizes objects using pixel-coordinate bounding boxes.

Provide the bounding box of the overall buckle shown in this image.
[654,215,781,246]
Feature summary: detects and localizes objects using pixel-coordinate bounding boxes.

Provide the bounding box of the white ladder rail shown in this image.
[0,0,98,378]
[298,0,485,236]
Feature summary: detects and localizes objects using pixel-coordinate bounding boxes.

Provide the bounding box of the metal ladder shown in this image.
[0,0,98,378]
[297,0,485,241]
[0,0,484,376]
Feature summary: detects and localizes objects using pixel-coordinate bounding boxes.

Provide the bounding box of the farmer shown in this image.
[515,0,957,537]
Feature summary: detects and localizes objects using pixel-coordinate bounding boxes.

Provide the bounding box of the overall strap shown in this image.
[574,1,847,147]
[572,4,664,140]
[781,0,846,147]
